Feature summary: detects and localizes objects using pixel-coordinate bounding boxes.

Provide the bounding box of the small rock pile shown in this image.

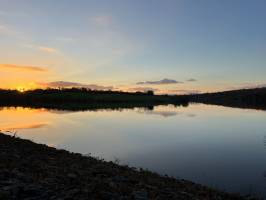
[0,133,255,200]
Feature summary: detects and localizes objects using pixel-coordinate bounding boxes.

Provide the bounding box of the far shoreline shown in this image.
[1,87,266,111]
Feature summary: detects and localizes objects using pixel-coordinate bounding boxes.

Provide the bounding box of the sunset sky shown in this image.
[1,0,266,94]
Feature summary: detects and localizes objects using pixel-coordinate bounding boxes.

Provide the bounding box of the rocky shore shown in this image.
[0,133,256,200]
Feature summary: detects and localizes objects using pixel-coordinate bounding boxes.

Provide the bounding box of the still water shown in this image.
[1,103,266,198]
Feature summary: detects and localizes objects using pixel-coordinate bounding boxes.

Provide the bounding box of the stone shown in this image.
[67,173,77,179]
[132,190,148,200]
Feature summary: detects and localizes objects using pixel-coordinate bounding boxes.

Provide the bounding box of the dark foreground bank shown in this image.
[0,133,255,200]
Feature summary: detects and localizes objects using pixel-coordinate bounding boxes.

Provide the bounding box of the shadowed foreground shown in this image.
[0,133,254,200]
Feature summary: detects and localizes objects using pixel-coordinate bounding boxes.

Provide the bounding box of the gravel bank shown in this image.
[0,133,255,200]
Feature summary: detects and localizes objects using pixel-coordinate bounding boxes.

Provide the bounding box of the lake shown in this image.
[1,103,266,198]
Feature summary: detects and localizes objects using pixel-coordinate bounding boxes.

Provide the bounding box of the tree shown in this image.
[146,90,154,95]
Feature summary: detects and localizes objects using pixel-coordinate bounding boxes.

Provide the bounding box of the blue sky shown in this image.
[0,0,266,93]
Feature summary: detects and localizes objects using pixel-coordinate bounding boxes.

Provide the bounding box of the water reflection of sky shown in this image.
[1,104,266,198]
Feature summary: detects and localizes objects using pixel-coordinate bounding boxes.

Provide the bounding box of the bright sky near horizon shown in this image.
[0,0,266,94]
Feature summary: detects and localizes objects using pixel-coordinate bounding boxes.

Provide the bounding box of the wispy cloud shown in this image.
[56,37,75,43]
[0,24,12,35]
[90,15,113,27]
[187,78,197,82]
[40,81,113,90]
[38,46,58,53]
[0,64,48,72]
[137,78,183,85]
[86,14,138,60]
[24,44,59,54]
[0,10,28,17]
[0,23,23,38]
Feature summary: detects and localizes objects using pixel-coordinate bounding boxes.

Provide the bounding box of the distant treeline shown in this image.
[2,87,265,111]
[0,88,189,110]
[187,87,266,110]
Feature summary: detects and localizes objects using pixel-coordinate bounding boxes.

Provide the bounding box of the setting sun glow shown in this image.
[16,87,26,93]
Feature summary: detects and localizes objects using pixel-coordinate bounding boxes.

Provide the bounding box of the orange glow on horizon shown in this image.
[16,86,26,93]
[0,79,234,95]
[8,82,42,92]
[8,84,218,95]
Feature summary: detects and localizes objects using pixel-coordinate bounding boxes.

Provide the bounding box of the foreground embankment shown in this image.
[0,133,255,200]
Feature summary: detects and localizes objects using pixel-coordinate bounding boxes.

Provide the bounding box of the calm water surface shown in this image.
[1,104,266,198]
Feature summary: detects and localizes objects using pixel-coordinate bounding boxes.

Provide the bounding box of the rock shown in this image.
[0,190,9,199]
[112,175,128,183]
[101,191,116,200]
[132,190,148,200]
[67,173,77,179]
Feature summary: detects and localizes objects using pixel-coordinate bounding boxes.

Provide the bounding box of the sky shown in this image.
[0,0,266,94]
